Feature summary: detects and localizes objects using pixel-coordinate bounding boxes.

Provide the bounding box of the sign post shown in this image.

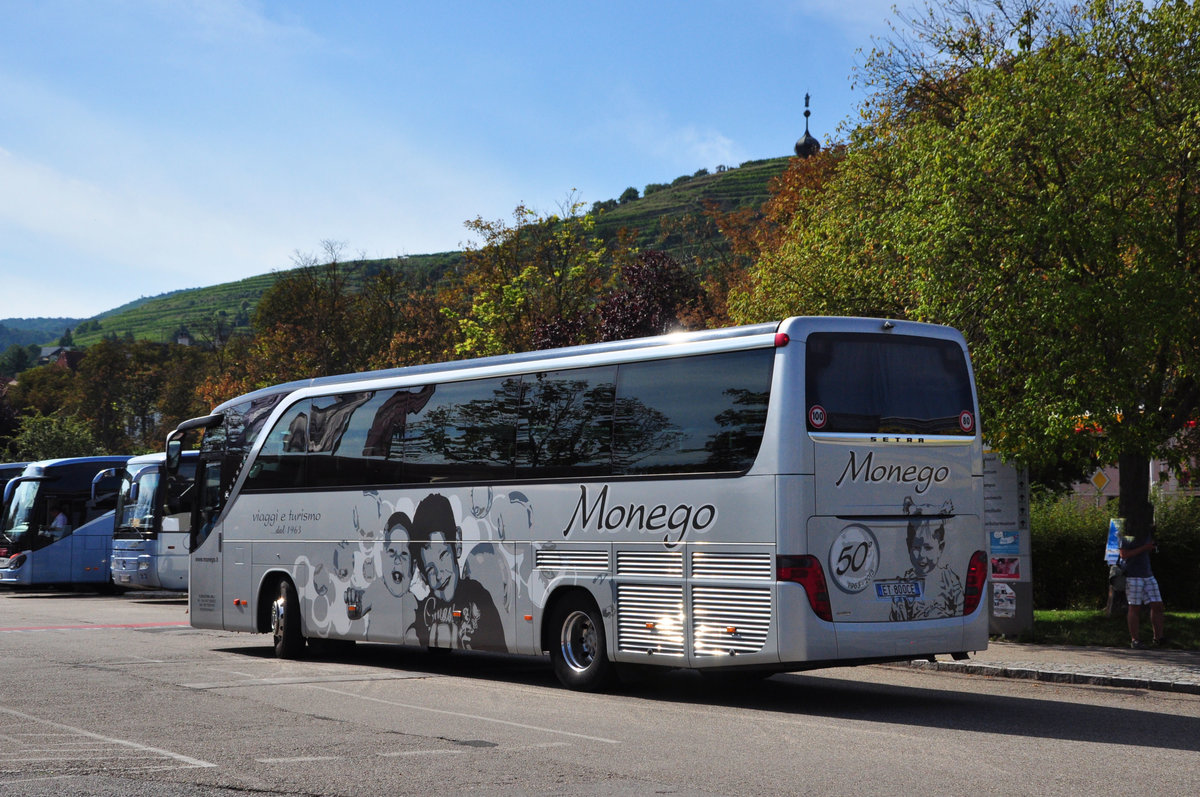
[984,450,1032,636]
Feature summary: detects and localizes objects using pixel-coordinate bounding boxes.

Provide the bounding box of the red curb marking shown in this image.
[0,622,190,632]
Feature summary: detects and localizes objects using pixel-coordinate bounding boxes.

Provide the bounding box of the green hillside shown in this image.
[70,252,463,347]
[61,155,791,346]
[593,157,790,252]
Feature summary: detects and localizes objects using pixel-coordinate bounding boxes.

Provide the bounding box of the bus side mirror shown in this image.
[165,435,182,476]
[91,468,120,503]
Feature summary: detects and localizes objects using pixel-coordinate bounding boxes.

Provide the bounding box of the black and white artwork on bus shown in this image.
[291,489,528,652]
[888,496,965,621]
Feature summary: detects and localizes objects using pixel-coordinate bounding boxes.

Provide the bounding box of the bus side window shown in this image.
[516,366,615,479]
[307,392,375,487]
[243,401,310,491]
[404,377,519,483]
[613,349,773,475]
[45,499,72,540]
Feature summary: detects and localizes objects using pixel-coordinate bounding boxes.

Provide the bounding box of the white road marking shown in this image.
[302,684,621,744]
[0,706,216,769]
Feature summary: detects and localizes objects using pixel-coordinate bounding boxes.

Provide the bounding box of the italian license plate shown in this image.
[875,580,922,599]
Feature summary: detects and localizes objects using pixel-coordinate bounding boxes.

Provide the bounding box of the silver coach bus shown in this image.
[167,317,988,691]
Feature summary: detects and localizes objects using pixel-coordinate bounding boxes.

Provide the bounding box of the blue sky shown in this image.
[1,0,902,321]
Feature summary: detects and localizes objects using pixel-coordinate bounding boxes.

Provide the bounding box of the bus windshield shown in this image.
[1,479,44,554]
[116,466,160,538]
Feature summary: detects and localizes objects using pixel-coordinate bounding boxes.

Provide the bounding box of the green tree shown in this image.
[0,344,37,377]
[453,201,615,357]
[353,264,458,369]
[7,364,78,418]
[71,339,128,451]
[735,0,1200,537]
[7,410,102,461]
[251,240,358,379]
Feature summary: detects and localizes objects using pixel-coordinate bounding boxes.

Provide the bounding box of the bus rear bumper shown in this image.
[776,583,988,666]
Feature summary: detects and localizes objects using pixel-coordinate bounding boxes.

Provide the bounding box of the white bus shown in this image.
[105,452,198,591]
[167,317,988,691]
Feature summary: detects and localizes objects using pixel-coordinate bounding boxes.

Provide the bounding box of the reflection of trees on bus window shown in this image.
[405,377,520,481]
[706,388,771,470]
[285,413,308,452]
[361,386,436,459]
[310,393,373,453]
[239,347,776,491]
[517,368,614,477]
[613,349,773,475]
[244,402,310,490]
[611,397,680,472]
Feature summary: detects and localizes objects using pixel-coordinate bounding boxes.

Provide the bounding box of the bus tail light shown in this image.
[963,550,988,616]
[777,555,832,622]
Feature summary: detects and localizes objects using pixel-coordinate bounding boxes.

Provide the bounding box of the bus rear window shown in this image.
[805,333,975,435]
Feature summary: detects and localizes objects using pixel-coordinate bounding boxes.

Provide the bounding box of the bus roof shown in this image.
[211,320,783,413]
[204,315,967,417]
[125,450,198,468]
[16,456,133,477]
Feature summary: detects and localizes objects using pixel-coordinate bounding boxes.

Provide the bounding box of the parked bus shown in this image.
[106,451,198,591]
[0,456,131,589]
[167,317,988,690]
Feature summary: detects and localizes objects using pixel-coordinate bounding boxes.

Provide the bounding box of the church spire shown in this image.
[794,93,820,158]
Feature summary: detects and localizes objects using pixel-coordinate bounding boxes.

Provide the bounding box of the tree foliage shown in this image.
[735,0,1200,529]
[452,201,616,356]
[598,251,703,341]
[7,410,102,461]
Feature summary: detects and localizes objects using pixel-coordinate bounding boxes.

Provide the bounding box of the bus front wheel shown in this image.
[549,594,613,692]
[271,579,305,659]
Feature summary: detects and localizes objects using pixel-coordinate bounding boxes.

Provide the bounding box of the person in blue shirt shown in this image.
[1119,527,1166,649]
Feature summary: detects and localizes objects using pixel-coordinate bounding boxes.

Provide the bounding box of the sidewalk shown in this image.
[904,640,1200,694]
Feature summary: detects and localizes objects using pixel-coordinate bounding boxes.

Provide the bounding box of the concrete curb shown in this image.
[905,659,1200,695]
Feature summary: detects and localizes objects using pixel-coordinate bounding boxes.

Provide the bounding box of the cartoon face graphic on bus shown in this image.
[888,497,964,621]
[406,493,507,650]
[382,511,416,599]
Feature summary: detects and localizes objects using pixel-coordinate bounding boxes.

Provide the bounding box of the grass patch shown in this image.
[1008,610,1200,650]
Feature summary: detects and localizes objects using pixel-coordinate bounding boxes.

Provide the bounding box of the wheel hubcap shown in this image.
[560,610,597,673]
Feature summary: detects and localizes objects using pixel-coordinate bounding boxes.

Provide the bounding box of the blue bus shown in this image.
[107,451,198,591]
[0,456,131,589]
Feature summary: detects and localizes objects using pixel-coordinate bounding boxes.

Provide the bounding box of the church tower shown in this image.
[794,93,820,158]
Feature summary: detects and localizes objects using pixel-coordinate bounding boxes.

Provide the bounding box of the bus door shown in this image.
[158,458,196,590]
[35,493,74,584]
[188,455,225,629]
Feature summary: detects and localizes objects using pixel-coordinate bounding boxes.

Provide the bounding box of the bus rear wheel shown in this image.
[271,579,305,659]
[550,594,613,692]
